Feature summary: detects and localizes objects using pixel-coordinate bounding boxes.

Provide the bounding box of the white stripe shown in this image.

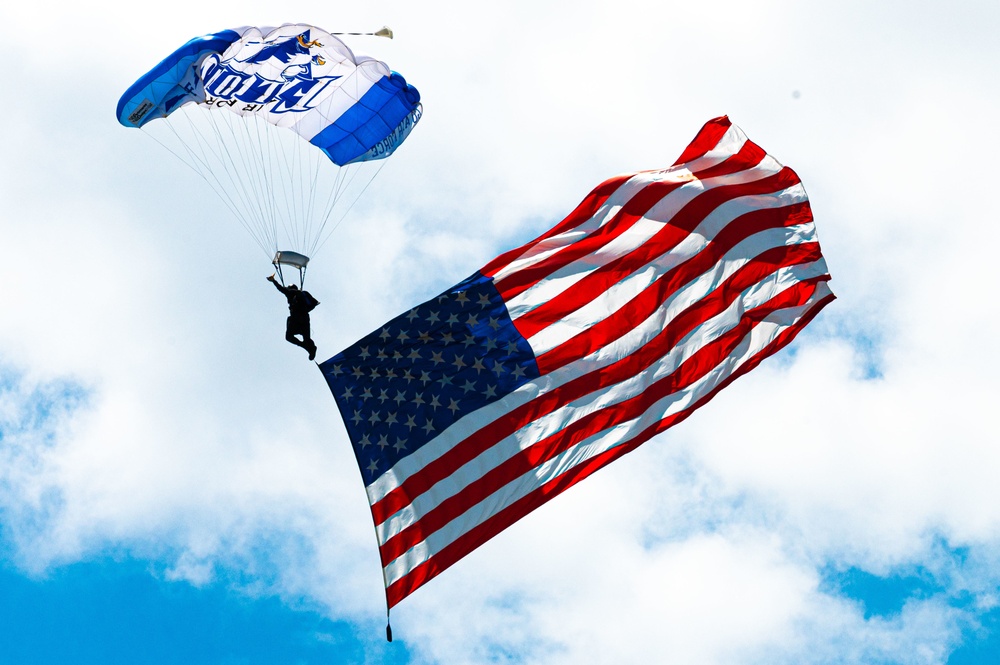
[382,281,833,586]
[489,172,668,284]
[503,156,786,319]
[489,127,749,285]
[525,185,810,354]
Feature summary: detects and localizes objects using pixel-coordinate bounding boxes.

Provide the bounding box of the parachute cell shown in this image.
[117,24,422,274]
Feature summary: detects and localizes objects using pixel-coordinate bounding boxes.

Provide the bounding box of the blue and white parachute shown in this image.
[117,24,421,279]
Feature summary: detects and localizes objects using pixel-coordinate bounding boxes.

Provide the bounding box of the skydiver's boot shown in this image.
[307,341,317,361]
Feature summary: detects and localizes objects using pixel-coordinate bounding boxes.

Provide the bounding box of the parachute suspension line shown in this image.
[201,108,269,251]
[196,107,276,257]
[275,122,300,250]
[249,113,284,254]
[193,111,268,250]
[226,110,280,254]
[305,158,356,258]
[311,160,388,258]
[304,141,335,255]
[142,115,272,258]
[291,126,311,250]
[270,117,310,252]
[304,139,325,252]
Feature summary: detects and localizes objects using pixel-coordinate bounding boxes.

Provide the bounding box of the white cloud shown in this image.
[2,0,999,662]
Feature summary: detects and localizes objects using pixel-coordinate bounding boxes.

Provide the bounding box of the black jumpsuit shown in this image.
[271,281,318,359]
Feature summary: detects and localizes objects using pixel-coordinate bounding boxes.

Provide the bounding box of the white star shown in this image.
[367,459,378,473]
[359,346,371,359]
[406,308,420,322]
[465,314,479,326]
[512,365,526,379]
[430,351,445,365]
[477,293,492,307]
[377,435,389,450]
[488,317,501,331]
[341,386,354,400]
[351,410,363,424]
[452,354,467,371]
[471,358,486,373]
[427,311,441,324]
[393,438,408,452]
[455,292,470,305]
[368,411,381,425]
[404,415,418,430]
[461,380,477,394]
[484,385,497,399]
[358,434,372,448]
[447,398,461,414]
[422,420,436,434]
[379,327,392,340]
[428,395,441,410]
[397,330,410,343]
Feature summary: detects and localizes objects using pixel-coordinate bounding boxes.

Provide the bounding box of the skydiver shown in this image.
[267,274,319,360]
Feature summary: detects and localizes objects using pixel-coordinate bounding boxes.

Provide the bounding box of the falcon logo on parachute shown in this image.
[200,29,342,114]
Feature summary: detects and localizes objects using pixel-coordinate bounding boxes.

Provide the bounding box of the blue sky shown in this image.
[2,1,1000,663]
[0,559,410,664]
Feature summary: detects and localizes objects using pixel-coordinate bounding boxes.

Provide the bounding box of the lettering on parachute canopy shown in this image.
[128,99,155,125]
[361,105,423,161]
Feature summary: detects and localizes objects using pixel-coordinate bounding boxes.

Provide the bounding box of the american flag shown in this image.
[319,116,834,609]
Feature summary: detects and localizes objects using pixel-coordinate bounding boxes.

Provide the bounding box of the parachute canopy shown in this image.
[117,24,422,270]
[118,25,421,165]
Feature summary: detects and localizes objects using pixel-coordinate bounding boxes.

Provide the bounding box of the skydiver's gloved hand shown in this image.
[267,274,276,283]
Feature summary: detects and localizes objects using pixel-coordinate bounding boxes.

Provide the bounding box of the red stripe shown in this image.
[377,276,828,561]
[480,175,632,278]
[371,235,823,525]
[535,201,815,372]
[672,115,733,165]
[384,283,835,607]
[492,141,771,302]
[510,168,804,340]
